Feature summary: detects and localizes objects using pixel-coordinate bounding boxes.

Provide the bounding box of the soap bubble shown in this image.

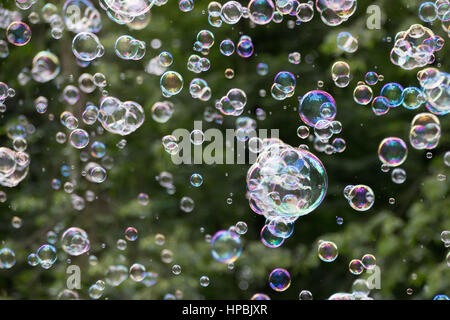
[37,244,57,269]
[221,1,243,24]
[0,248,16,269]
[361,254,376,270]
[190,173,203,187]
[337,31,358,53]
[391,168,407,184]
[402,87,423,110]
[299,90,337,126]
[130,263,146,281]
[381,83,404,107]
[200,275,210,287]
[269,268,291,292]
[211,230,242,264]
[260,225,285,248]
[115,35,146,60]
[349,259,364,275]
[248,0,275,25]
[220,39,235,56]
[69,129,89,149]
[353,84,373,105]
[247,139,328,220]
[418,2,437,22]
[72,32,104,61]
[6,21,31,46]
[378,137,408,167]
[160,71,184,97]
[31,51,60,83]
[61,227,90,256]
[318,240,338,262]
[409,113,441,150]
[346,184,375,211]
[151,101,174,123]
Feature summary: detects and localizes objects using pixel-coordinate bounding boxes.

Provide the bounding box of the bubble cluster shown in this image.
[409,113,441,150]
[98,96,145,135]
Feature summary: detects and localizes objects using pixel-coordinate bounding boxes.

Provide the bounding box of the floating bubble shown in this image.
[211,230,242,264]
[347,184,375,212]
[378,137,408,167]
[391,168,407,184]
[361,254,376,270]
[349,259,364,275]
[180,196,194,212]
[409,112,441,150]
[37,244,57,269]
[381,83,404,107]
[0,248,16,269]
[269,268,291,292]
[299,90,337,126]
[72,32,104,62]
[61,227,90,256]
[318,240,338,262]
[337,31,358,53]
[190,173,203,187]
[200,275,210,287]
[402,87,423,110]
[353,84,373,105]
[248,0,275,25]
[6,21,31,46]
[125,227,138,241]
[31,51,60,83]
[115,35,146,60]
[160,71,184,97]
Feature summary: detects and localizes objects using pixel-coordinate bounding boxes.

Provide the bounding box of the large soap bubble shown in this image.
[247,139,327,219]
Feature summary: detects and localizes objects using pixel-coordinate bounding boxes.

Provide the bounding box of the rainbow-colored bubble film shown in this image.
[0,0,448,302]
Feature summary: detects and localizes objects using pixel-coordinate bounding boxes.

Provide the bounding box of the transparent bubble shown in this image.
[6,21,31,46]
[269,268,291,292]
[409,113,441,150]
[361,254,376,270]
[0,248,16,269]
[69,129,89,149]
[318,240,338,262]
[190,173,203,187]
[248,0,275,25]
[347,185,375,211]
[353,84,373,105]
[211,230,242,263]
[180,196,195,212]
[349,259,364,275]
[200,275,210,287]
[337,31,358,53]
[61,227,90,256]
[299,90,337,126]
[37,244,57,269]
[378,137,408,167]
[72,32,104,62]
[160,71,184,96]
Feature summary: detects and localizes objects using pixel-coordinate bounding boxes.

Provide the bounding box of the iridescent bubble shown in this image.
[353,84,373,105]
[337,31,358,53]
[200,275,210,287]
[159,51,173,67]
[0,248,16,269]
[61,227,90,256]
[361,254,376,270]
[160,71,183,97]
[378,137,408,167]
[248,0,275,25]
[125,227,138,241]
[349,259,364,275]
[37,244,57,269]
[105,265,128,286]
[219,39,235,56]
[114,35,145,60]
[371,96,390,116]
[299,90,337,126]
[318,240,338,262]
[72,32,104,62]
[211,230,242,264]
[409,113,441,150]
[69,129,89,149]
[260,224,285,248]
[266,216,294,238]
[27,253,39,266]
[31,51,60,83]
[221,1,243,24]
[288,51,301,64]
[130,263,146,282]
[299,290,313,300]
[380,82,404,107]
[190,173,203,187]
[268,268,291,292]
[236,35,254,58]
[256,62,269,76]
[365,71,379,85]
[391,167,407,184]
[151,101,174,123]
[6,21,31,46]
[402,87,423,110]
[418,2,438,22]
[347,185,375,212]
[251,293,271,300]
[180,196,194,212]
